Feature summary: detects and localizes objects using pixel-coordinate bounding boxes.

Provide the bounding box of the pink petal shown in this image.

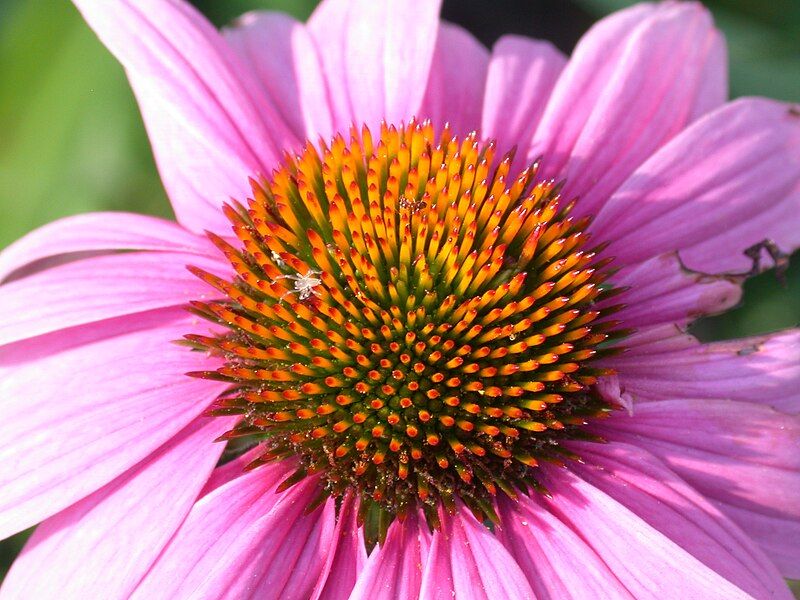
[200,452,367,600]
[224,11,334,141]
[721,504,800,583]
[533,2,726,215]
[0,310,226,539]
[548,443,790,599]
[593,98,800,272]
[482,35,565,163]
[531,1,657,174]
[311,493,367,600]
[1,415,232,598]
[419,23,489,137]
[607,330,800,414]
[598,400,800,577]
[72,0,298,234]
[132,465,335,599]
[307,0,442,132]
[607,252,741,329]
[617,323,697,351]
[0,251,225,346]
[0,212,212,282]
[419,507,535,600]
[349,513,431,600]
[496,497,632,599]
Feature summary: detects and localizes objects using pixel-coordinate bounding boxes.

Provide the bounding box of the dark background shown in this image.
[1,0,798,588]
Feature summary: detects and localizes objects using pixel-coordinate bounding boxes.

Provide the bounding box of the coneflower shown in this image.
[0,1,798,598]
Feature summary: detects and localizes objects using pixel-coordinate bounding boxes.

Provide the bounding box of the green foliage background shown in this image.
[0,0,797,588]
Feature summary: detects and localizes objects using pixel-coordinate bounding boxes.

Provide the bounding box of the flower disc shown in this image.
[188,120,627,535]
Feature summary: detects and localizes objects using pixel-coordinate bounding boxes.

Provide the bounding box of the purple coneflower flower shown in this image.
[1,0,798,598]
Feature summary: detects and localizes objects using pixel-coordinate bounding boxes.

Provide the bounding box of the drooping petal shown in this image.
[224,11,334,141]
[598,400,800,577]
[72,0,298,234]
[132,466,335,599]
[593,98,800,272]
[482,35,565,161]
[543,444,789,599]
[312,493,367,600]
[419,508,535,600]
[497,497,632,599]
[606,253,741,329]
[532,1,726,215]
[0,310,226,539]
[348,513,431,600]
[419,23,489,137]
[0,251,225,346]
[0,416,232,598]
[307,0,442,132]
[607,330,800,414]
[0,212,213,283]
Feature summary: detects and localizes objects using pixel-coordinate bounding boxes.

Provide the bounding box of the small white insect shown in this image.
[275,269,323,301]
[270,250,286,268]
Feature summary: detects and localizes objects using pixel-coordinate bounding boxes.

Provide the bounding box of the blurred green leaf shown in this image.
[713,7,800,101]
[573,0,635,13]
[693,256,800,341]
[0,528,30,581]
[0,0,170,248]
[708,0,800,35]
[193,0,319,26]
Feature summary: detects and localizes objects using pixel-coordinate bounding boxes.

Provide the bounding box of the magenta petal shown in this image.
[72,0,298,234]
[561,443,791,599]
[0,311,226,539]
[132,467,335,599]
[497,496,631,599]
[722,503,800,583]
[307,0,442,132]
[0,212,212,282]
[608,330,800,414]
[533,2,725,214]
[599,400,800,576]
[0,251,225,346]
[419,508,535,600]
[349,513,431,600]
[532,2,658,175]
[419,24,489,137]
[224,11,334,141]
[311,493,367,600]
[1,415,232,598]
[594,98,800,272]
[482,35,565,162]
[606,253,741,329]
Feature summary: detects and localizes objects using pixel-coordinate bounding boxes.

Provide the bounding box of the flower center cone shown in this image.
[187,119,630,541]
